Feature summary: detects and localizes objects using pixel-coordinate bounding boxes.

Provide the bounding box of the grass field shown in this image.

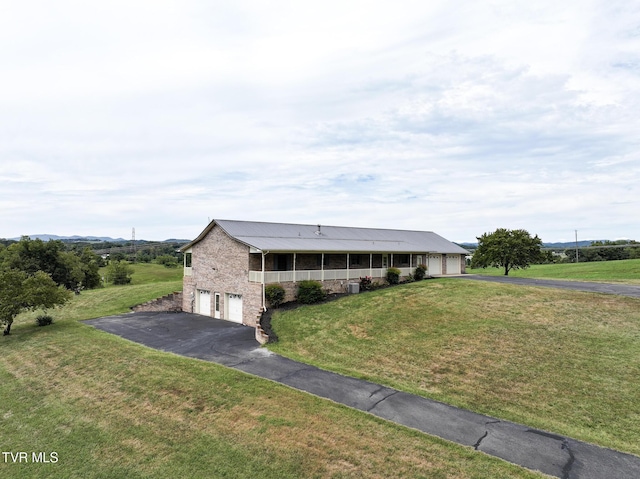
[268,277,640,457]
[467,258,640,284]
[1,263,544,478]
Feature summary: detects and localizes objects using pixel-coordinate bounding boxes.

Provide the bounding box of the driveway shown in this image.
[455,275,640,298]
[85,311,640,479]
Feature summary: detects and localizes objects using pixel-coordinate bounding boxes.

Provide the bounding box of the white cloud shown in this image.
[0,1,638,242]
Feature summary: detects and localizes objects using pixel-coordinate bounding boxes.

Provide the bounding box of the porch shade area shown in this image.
[248,252,425,283]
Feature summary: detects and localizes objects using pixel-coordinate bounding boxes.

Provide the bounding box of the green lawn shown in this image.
[268,278,640,457]
[1,264,544,478]
[467,258,640,284]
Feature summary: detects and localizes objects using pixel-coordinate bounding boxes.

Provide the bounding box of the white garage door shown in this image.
[227,294,243,323]
[197,290,211,316]
[428,254,442,275]
[446,255,461,275]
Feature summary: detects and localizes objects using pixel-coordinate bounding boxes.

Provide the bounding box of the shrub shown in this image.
[105,260,134,285]
[155,255,179,268]
[414,264,427,281]
[386,267,401,285]
[36,314,54,327]
[265,284,286,308]
[359,276,373,291]
[297,280,325,304]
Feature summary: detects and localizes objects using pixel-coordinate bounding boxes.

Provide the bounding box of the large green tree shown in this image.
[1,270,72,335]
[471,228,544,275]
[0,237,101,289]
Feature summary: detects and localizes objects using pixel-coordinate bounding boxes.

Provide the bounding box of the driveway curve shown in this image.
[456,275,640,298]
[84,311,640,479]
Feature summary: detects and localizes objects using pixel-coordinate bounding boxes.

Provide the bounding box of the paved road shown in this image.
[85,311,640,479]
[456,275,640,298]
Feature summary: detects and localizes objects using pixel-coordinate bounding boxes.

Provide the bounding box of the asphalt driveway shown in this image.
[85,311,640,479]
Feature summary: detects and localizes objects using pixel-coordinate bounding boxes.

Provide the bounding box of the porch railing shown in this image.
[248,267,413,284]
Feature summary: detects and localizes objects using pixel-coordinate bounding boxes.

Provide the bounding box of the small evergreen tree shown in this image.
[297,280,325,304]
[386,267,401,285]
[265,284,286,308]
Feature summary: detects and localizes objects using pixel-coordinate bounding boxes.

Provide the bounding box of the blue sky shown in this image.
[1,1,639,243]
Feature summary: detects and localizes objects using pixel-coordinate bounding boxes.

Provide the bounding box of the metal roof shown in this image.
[184,219,469,254]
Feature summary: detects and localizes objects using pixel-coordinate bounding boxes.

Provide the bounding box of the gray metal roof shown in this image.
[188,219,469,254]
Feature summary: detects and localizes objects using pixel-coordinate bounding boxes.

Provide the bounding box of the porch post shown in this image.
[369,253,373,278]
[293,253,296,282]
[321,253,325,281]
[346,253,350,280]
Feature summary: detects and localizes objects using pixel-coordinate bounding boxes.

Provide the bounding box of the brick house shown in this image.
[180,219,469,327]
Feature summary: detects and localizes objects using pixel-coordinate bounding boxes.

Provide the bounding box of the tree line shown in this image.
[560,240,640,263]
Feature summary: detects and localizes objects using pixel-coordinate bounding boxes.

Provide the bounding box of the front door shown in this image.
[214,293,221,319]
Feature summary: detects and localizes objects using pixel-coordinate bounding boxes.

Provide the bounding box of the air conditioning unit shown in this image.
[348,283,360,294]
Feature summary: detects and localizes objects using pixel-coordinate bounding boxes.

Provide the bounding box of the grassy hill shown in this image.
[1,263,543,478]
[268,269,640,457]
[467,258,640,284]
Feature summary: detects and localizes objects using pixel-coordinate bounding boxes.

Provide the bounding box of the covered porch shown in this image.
[248,252,428,284]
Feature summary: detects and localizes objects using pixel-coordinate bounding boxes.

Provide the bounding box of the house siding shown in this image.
[181,224,263,327]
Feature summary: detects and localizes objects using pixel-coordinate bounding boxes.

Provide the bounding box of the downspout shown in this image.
[261,251,269,313]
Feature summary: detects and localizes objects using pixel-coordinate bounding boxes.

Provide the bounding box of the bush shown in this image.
[359,276,373,291]
[386,267,401,285]
[35,314,54,327]
[414,264,427,280]
[155,255,179,268]
[297,280,325,304]
[265,284,286,308]
[105,260,134,285]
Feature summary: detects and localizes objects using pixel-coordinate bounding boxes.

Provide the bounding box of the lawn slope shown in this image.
[1,265,543,478]
[268,278,640,456]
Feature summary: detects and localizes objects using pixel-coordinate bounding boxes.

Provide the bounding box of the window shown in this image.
[185,253,192,268]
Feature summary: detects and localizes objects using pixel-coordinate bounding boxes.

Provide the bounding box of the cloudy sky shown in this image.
[1,1,639,243]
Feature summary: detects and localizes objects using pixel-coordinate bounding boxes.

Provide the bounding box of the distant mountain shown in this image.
[9,234,128,242]
[542,240,598,249]
[7,234,189,243]
[458,240,604,250]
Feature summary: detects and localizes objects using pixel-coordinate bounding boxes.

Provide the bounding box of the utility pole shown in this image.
[132,227,136,263]
[575,230,579,263]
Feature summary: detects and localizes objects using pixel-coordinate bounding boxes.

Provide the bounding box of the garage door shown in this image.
[446,255,461,275]
[227,294,243,323]
[197,290,211,316]
[428,255,442,275]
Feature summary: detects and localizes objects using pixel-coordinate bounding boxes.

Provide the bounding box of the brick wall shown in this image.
[182,224,263,327]
[132,292,183,312]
